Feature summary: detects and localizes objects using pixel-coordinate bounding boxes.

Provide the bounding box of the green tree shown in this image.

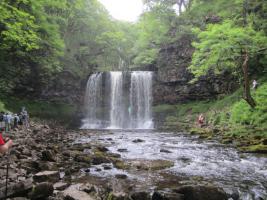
[190,20,267,107]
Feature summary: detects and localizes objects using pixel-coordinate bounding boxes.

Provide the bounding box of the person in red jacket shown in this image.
[0,128,13,154]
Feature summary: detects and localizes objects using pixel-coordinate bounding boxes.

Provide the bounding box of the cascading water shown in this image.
[130,72,153,129]
[109,72,124,129]
[81,71,153,129]
[81,73,103,129]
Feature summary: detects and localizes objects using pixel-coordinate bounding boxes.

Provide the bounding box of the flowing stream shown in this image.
[80,70,266,200]
[76,130,267,200]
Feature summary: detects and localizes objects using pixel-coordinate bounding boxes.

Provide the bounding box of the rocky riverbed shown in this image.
[0,122,266,200]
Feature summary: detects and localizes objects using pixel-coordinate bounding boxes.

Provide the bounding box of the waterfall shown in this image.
[81,71,153,129]
[109,72,124,129]
[81,73,103,129]
[130,72,153,129]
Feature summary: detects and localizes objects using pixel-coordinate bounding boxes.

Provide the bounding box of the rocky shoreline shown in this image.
[0,122,238,200]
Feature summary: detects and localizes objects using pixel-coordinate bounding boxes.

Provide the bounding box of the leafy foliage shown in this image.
[190,20,267,80]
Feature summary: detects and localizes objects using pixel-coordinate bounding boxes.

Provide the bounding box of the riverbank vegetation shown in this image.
[0,0,267,139]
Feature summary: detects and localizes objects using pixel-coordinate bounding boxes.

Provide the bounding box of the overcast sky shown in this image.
[98,0,144,22]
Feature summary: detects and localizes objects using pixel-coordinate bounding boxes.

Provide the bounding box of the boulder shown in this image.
[132,139,144,143]
[175,185,227,200]
[152,191,184,200]
[96,146,109,152]
[33,171,60,183]
[108,192,129,200]
[130,191,150,200]
[160,149,172,153]
[29,182,53,200]
[41,150,56,162]
[0,178,33,199]
[115,174,128,179]
[91,156,110,165]
[60,184,95,200]
[53,182,69,191]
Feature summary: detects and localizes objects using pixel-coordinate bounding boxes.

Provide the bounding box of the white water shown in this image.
[81,73,103,129]
[81,71,153,129]
[109,72,124,129]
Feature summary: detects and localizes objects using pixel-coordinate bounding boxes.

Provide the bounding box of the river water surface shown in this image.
[76,130,267,200]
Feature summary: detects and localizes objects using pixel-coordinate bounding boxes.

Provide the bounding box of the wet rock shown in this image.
[160,149,172,153]
[130,160,174,170]
[107,153,121,158]
[79,183,96,194]
[108,192,129,200]
[175,185,227,200]
[152,191,184,200]
[71,144,91,151]
[29,182,53,200]
[177,157,191,163]
[132,139,144,143]
[60,184,95,200]
[53,182,69,191]
[117,149,128,152]
[0,178,33,199]
[96,146,109,152]
[42,150,56,162]
[240,144,267,154]
[130,191,150,200]
[74,155,92,163]
[103,165,112,170]
[33,171,60,183]
[115,174,128,179]
[91,156,110,165]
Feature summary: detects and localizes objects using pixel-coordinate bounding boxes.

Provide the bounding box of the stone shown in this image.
[79,183,96,194]
[152,191,184,200]
[41,150,56,162]
[0,178,33,199]
[103,165,112,170]
[117,149,128,152]
[29,182,54,200]
[96,146,109,152]
[108,192,129,200]
[130,191,150,200]
[60,184,95,200]
[160,149,172,153]
[54,182,69,191]
[132,139,144,143]
[175,185,228,200]
[115,174,127,179]
[91,156,110,165]
[130,160,174,171]
[33,171,60,183]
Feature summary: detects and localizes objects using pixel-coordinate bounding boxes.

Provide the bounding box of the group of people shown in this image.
[0,107,30,154]
[0,107,29,132]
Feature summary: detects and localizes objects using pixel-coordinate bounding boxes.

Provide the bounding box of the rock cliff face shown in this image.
[40,71,86,105]
[153,35,238,105]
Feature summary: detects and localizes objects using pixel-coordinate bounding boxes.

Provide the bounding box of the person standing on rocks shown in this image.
[13,114,19,129]
[198,113,205,127]
[0,128,13,154]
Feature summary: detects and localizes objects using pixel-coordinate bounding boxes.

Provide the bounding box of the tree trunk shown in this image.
[242,50,256,108]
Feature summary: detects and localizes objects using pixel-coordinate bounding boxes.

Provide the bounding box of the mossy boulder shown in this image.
[239,144,267,154]
[129,160,174,171]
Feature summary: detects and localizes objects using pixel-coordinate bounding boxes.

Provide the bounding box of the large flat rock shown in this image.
[61,184,95,200]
